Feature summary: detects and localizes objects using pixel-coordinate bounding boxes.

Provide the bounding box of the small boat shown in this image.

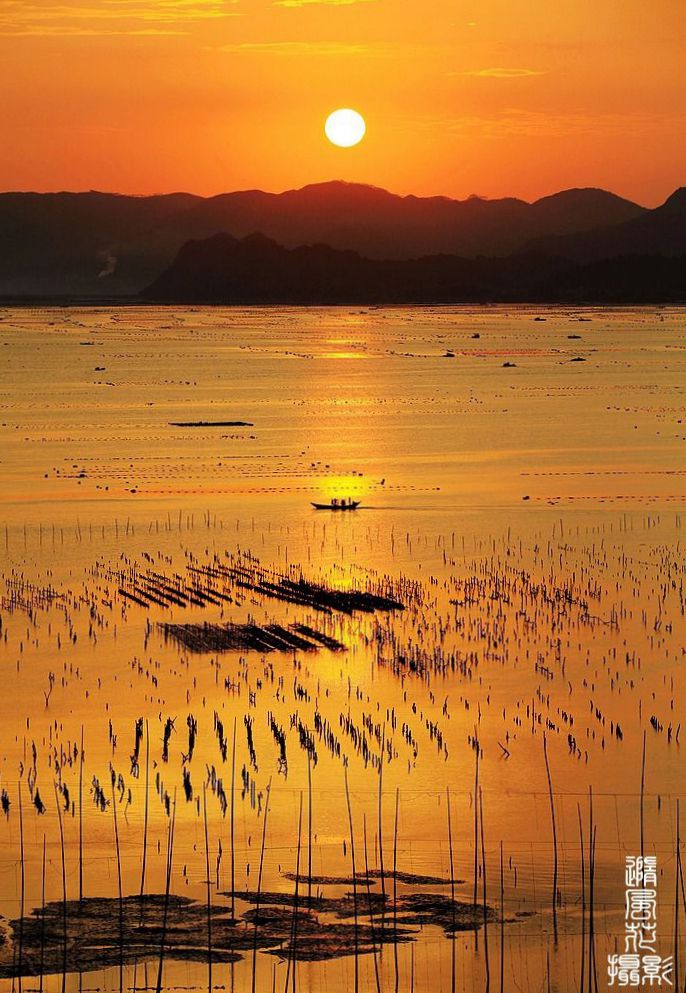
[311,500,360,511]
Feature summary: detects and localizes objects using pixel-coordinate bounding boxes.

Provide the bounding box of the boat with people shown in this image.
[311,498,361,511]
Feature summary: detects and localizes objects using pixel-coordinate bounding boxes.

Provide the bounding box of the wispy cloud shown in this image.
[408,108,686,140]
[0,0,239,36]
[460,67,547,78]
[218,40,373,55]
[275,0,373,7]
[4,25,189,34]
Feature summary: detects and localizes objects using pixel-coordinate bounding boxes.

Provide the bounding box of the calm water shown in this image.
[1,305,685,992]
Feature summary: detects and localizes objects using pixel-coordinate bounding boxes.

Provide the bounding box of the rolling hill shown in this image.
[0,181,649,298]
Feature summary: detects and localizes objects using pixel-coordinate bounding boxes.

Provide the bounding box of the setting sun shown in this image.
[325,109,366,149]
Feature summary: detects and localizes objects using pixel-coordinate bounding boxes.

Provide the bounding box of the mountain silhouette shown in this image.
[530,187,686,262]
[142,182,644,261]
[0,181,648,298]
[143,231,686,304]
[0,191,199,296]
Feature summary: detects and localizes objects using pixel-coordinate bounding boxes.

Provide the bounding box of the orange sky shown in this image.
[1,0,684,204]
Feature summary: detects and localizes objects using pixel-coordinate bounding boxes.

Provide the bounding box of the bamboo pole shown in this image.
[543,733,558,944]
[473,736,480,952]
[140,719,150,901]
[673,797,681,989]
[480,787,490,992]
[344,768,359,993]
[79,726,84,903]
[204,785,212,993]
[363,815,382,993]
[156,790,177,993]
[284,792,303,993]
[499,841,504,993]
[112,778,124,993]
[307,752,313,907]
[39,835,46,993]
[577,803,585,993]
[447,787,456,993]
[393,787,399,993]
[18,783,25,993]
[252,778,272,993]
[640,732,646,865]
[54,782,68,993]
[230,717,236,921]
[378,724,386,906]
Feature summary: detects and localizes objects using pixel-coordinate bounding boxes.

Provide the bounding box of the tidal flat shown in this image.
[0,305,685,992]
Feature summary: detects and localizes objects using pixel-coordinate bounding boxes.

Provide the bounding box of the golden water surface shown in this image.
[1,305,685,993]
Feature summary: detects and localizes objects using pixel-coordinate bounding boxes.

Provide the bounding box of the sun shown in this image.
[325,108,366,148]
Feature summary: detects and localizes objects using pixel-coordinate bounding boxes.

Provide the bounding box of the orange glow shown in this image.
[0,0,684,204]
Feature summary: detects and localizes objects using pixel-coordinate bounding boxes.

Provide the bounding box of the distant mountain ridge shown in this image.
[0,180,658,298]
[528,186,686,262]
[143,231,686,305]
